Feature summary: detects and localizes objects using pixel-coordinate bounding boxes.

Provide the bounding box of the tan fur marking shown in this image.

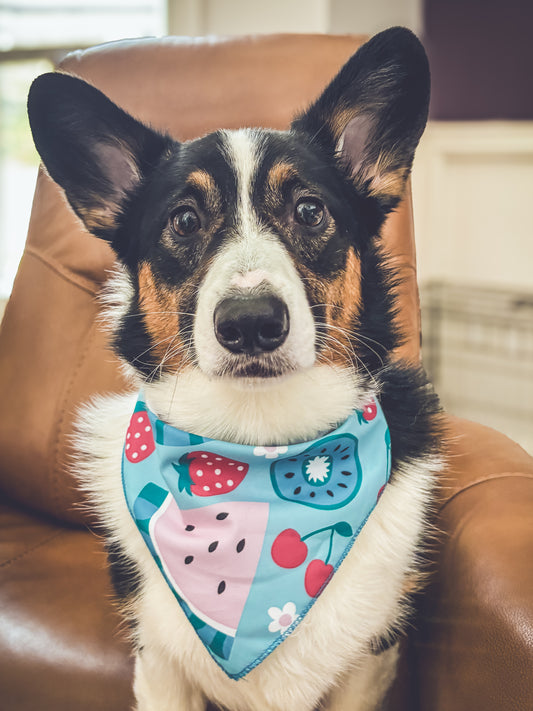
[266,161,297,194]
[78,204,121,233]
[186,169,221,212]
[330,106,357,143]
[317,247,362,368]
[367,159,408,199]
[332,114,408,201]
[138,263,185,373]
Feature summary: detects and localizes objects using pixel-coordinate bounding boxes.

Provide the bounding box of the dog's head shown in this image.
[28,28,429,396]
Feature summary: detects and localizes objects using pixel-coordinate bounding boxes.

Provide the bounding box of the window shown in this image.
[0,0,167,298]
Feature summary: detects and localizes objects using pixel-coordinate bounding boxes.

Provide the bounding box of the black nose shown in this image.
[214,294,289,355]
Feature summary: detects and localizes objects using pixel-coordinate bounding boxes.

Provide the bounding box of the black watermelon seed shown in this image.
[185,524,195,531]
[294,486,302,495]
[284,472,295,479]
[327,490,334,497]
[289,458,298,462]
[334,444,341,452]
[341,470,352,476]
[218,581,226,594]
[236,538,246,553]
[338,483,348,489]
[310,491,316,498]
[340,446,349,453]
[208,541,219,552]
[341,455,350,460]
[184,555,194,564]
[320,448,327,454]
[216,512,229,520]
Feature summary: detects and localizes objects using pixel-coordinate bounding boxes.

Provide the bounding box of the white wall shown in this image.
[169,0,329,35]
[412,121,533,292]
[168,0,422,36]
[329,0,422,36]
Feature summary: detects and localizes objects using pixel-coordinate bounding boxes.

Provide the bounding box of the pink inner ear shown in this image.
[337,114,374,180]
[94,141,140,197]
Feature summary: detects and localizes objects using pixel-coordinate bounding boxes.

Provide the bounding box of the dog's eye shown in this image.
[294,198,325,227]
[171,207,201,236]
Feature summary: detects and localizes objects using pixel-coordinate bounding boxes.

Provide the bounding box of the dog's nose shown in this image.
[214,294,289,355]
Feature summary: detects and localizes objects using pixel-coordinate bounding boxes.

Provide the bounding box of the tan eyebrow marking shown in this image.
[266,161,298,194]
[186,169,222,212]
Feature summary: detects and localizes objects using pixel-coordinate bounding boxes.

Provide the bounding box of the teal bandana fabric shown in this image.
[122,394,391,679]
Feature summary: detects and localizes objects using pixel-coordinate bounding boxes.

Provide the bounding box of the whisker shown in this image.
[131,334,178,367]
[309,301,388,359]
[314,326,381,390]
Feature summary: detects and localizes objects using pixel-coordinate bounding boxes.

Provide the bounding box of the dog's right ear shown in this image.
[28,72,170,241]
[291,27,430,214]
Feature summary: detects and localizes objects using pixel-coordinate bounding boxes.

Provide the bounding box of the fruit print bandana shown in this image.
[122,393,391,679]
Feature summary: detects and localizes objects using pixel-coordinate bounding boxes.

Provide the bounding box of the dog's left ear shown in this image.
[292,27,430,212]
[28,72,170,242]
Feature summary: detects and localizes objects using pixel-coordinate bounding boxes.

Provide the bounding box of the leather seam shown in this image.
[25,245,102,296]
[438,472,533,514]
[0,529,65,569]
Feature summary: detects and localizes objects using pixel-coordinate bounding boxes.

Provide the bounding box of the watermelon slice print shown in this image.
[149,498,269,657]
[270,433,362,510]
[172,452,249,497]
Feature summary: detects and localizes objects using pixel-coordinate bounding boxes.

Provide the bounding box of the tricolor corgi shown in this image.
[28,26,442,711]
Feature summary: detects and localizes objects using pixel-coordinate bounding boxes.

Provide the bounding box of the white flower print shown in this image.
[253,445,289,459]
[267,602,298,633]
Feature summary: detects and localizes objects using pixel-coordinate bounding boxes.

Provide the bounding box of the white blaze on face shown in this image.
[193,128,316,378]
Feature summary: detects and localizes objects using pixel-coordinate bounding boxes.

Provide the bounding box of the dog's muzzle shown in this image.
[213,294,289,355]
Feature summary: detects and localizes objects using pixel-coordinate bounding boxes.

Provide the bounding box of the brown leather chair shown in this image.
[1,34,532,711]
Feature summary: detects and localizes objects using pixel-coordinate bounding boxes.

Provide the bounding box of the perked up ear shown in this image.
[28,72,170,241]
[292,27,430,212]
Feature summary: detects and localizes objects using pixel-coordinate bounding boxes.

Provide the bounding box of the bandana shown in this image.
[122,393,391,679]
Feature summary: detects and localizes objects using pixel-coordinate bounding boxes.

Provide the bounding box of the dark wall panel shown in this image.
[424,0,533,120]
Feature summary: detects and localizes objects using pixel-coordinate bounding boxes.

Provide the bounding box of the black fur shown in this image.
[380,364,443,472]
[105,537,143,602]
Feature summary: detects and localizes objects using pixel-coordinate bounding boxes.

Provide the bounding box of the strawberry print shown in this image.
[125,406,155,463]
[173,451,249,497]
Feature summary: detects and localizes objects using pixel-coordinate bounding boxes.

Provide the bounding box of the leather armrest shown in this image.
[414,415,533,711]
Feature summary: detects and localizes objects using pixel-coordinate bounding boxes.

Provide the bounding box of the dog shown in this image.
[28,26,442,711]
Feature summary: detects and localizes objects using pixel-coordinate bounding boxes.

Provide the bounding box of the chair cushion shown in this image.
[414,416,533,711]
[0,502,134,711]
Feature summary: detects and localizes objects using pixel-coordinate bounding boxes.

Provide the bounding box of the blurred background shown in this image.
[0,0,532,451]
